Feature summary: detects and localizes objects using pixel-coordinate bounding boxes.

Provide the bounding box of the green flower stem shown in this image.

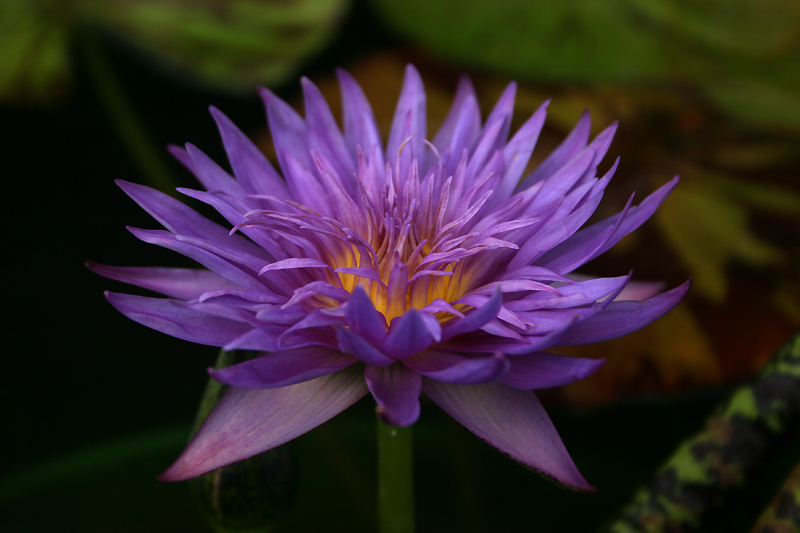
[78,29,178,195]
[377,415,415,533]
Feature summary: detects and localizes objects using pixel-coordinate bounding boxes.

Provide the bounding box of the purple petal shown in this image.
[441,289,503,341]
[106,292,250,346]
[423,380,593,490]
[337,69,383,164]
[508,191,603,271]
[488,100,548,210]
[365,363,422,427]
[302,77,356,194]
[260,87,311,182]
[501,353,605,389]
[167,144,195,172]
[87,263,243,299]
[209,106,290,198]
[337,327,396,367]
[441,95,482,176]
[558,280,691,345]
[482,82,516,150]
[209,347,358,389]
[404,350,510,385]
[224,327,282,351]
[538,177,679,269]
[118,180,231,242]
[505,275,631,311]
[518,110,591,190]
[613,280,666,302]
[528,147,596,211]
[159,367,368,481]
[128,228,269,292]
[387,65,426,186]
[576,122,618,185]
[382,309,436,360]
[433,74,478,155]
[185,143,247,197]
[344,286,388,347]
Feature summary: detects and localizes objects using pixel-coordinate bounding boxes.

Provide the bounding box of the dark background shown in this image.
[3,3,800,532]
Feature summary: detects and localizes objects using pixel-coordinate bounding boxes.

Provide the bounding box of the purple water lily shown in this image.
[90,65,687,491]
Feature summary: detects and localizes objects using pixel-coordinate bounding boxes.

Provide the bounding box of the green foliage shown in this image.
[0,0,351,102]
[656,172,800,302]
[80,0,351,91]
[0,0,73,101]
[372,0,800,131]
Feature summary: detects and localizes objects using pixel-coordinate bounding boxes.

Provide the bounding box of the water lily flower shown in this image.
[90,65,688,490]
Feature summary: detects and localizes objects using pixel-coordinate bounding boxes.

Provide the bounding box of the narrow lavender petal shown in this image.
[517,110,591,190]
[118,180,235,243]
[505,317,582,355]
[185,143,248,197]
[576,122,618,186]
[365,363,422,427]
[538,177,679,269]
[280,150,333,215]
[159,366,368,481]
[505,275,631,311]
[87,263,243,299]
[433,74,478,153]
[337,327,396,366]
[482,82,516,150]
[558,280,691,345]
[441,95,482,176]
[337,69,384,167]
[537,225,615,276]
[404,350,510,385]
[382,309,436,360]
[128,228,269,292]
[285,280,351,307]
[209,106,290,198]
[302,77,357,194]
[209,347,358,389]
[279,308,348,345]
[528,147,596,211]
[489,100,549,210]
[613,280,666,302]
[167,144,195,172]
[260,86,311,182]
[501,353,605,389]
[508,192,603,271]
[224,327,282,351]
[441,289,503,341]
[106,292,251,346]
[423,380,593,490]
[387,65,426,186]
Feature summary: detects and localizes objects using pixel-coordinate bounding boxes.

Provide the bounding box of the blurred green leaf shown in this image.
[655,171,800,302]
[79,0,352,91]
[372,0,800,131]
[372,0,674,83]
[0,1,73,102]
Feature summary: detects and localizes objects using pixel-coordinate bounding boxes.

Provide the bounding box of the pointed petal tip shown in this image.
[404,63,421,79]
[257,85,276,102]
